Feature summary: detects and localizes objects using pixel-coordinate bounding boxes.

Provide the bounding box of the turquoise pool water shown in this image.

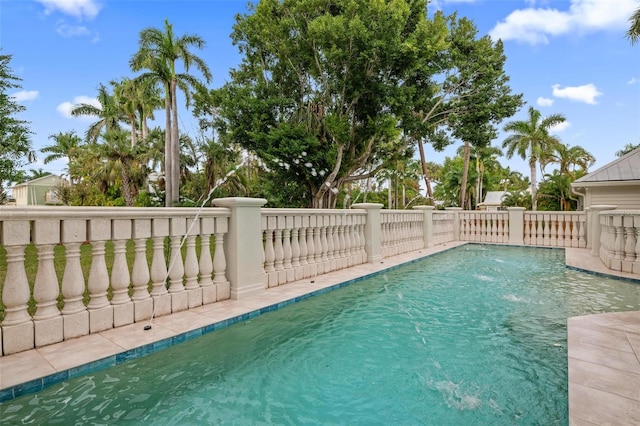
[1,245,639,424]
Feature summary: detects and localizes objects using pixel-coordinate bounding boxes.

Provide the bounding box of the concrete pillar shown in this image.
[588,205,617,257]
[213,197,268,299]
[507,207,526,245]
[413,206,435,248]
[351,203,383,263]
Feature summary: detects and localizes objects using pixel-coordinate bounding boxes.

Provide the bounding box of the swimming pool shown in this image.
[1,245,638,424]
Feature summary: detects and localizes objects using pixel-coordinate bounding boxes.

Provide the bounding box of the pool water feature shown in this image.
[1,245,638,424]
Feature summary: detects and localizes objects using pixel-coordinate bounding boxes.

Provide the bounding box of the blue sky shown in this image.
[3,0,640,180]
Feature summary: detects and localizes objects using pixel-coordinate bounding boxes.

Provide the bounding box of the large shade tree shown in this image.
[445,18,522,209]
[130,19,212,206]
[502,106,565,211]
[0,53,34,198]
[215,0,452,208]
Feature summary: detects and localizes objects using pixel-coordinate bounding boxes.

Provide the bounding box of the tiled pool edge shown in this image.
[0,244,463,403]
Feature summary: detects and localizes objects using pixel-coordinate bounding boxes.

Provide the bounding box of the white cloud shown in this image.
[36,0,101,20]
[550,121,571,133]
[536,96,554,107]
[10,90,39,102]
[628,77,640,85]
[552,83,602,104]
[489,0,640,44]
[56,20,91,37]
[57,95,100,119]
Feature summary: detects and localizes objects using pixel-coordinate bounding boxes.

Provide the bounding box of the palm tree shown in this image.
[130,19,212,206]
[92,129,150,206]
[627,6,640,45]
[615,142,640,157]
[541,143,595,179]
[111,77,163,146]
[41,131,83,183]
[70,84,128,143]
[502,106,565,210]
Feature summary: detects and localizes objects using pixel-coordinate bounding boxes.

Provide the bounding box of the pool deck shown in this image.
[0,243,638,425]
[565,248,640,426]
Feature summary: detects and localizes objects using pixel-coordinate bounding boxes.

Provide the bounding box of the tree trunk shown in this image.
[417,140,434,206]
[121,168,134,207]
[460,141,470,209]
[530,160,538,211]
[170,79,180,206]
[164,85,173,207]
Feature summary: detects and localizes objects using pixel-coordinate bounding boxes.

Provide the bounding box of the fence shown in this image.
[0,201,637,356]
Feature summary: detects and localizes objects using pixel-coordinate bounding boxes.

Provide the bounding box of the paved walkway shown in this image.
[0,244,638,426]
[565,248,640,426]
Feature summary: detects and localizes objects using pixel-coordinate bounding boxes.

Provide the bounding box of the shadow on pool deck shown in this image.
[0,243,638,425]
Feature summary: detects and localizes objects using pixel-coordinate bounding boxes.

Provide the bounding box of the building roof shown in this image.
[11,174,64,188]
[478,191,506,206]
[573,147,640,185]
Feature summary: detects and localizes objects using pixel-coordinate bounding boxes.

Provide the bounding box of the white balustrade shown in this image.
[0,206,231,355]
[599,211,640,274]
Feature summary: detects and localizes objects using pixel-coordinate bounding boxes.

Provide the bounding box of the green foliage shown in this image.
[0,53,34,196]
[216,0,452,208]
[502,106,566,210]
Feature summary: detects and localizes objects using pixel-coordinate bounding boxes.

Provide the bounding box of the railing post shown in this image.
[213,197,268,300]
[351,203,383,263]
[508,207,525,245]
[588,205,617,257]
[413,206,435,248]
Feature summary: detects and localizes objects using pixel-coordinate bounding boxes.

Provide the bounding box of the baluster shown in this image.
[87,219,112,332]
[1,220,35,354]
[313,220,323,272]
[503,214,509,243]
[326,217,335,272]
[291,224,302,281]
[32,219,63,347]
[264,229,276,273]
[320,219,329,272]
[338,220,347,268]
[549,215,557,247]
[332,221,341,271]
[491,214,498,243]
[184,222,201,308]
[612,223,625,271]
[557,216,566,247]
[150,218,171,318]
[168,218,187,312]
[198,217,215,304]
[307,224,317,277]
[131,219,152,321]
[274,227,285,285]
[542,214,550,246]
[571,215,579,248]
[283,226,294,283]
[535,214,543,245]
[622,223,636,273]
[299,217,309,277]
[212,230,230,300]
[111,235,134,327]
[578,215,586,248]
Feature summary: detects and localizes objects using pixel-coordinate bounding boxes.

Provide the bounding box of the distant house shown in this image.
[10,174,66,206]
[571,147,640,210]
[477,191,506,211]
